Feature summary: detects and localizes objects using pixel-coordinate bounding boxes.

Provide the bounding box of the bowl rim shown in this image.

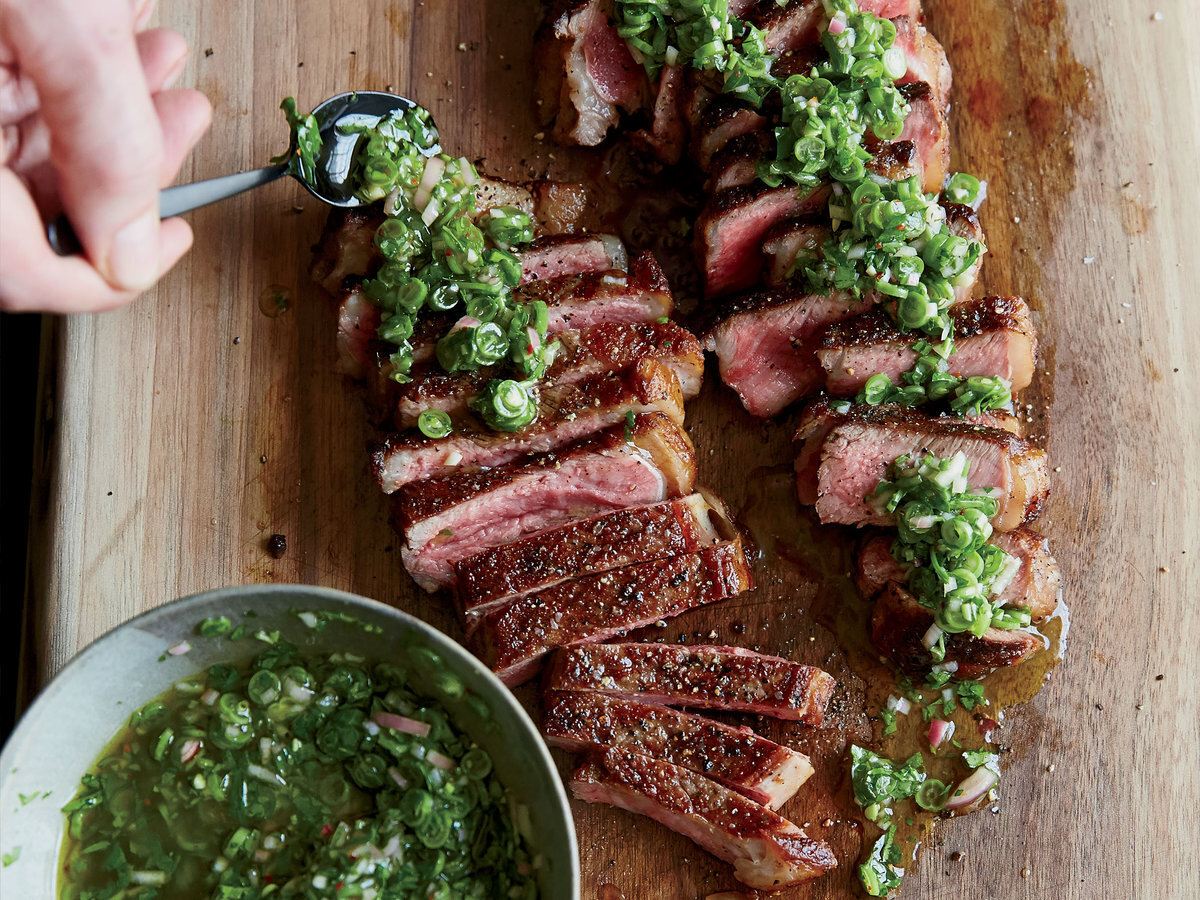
[0,583,579,896]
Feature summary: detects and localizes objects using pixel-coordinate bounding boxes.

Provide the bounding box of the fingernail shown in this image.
[107,209,160,291]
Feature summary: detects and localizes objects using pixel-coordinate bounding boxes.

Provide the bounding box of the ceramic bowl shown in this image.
[0,584,578,898]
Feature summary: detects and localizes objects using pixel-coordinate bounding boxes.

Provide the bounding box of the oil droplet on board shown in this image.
[258,284,292,318]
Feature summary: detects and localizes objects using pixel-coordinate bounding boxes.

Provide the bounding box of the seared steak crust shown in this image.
[570,749,837,890]
[454,493,725,624]
[475,541,753,686]
[545,642,836,725]
[542,691,814,809]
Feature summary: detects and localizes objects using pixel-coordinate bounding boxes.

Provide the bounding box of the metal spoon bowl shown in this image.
[47,91,432,256]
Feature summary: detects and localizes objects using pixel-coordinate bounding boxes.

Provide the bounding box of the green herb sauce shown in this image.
[59,643,539,899]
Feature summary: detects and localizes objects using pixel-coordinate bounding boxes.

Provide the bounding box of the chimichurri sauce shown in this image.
[59,644,539,899]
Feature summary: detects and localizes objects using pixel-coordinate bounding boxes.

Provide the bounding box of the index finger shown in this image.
[3,0,165,291]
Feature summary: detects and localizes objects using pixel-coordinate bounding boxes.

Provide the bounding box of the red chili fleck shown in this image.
[898,224,906,231]
[525,344,534,354]
[321,824,334,837]
[264,876,275,884]
[335,882,345,891]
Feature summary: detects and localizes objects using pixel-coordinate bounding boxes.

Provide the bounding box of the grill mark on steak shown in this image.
[393,411,696,590]
[871,581,1045,678]
[372,358,685,490]
[545,642,837,725]
[816,295,1038,396]
[570,748,837,890]
[454,492,731,626]
[543,690,814,809]
[475,541,753,686]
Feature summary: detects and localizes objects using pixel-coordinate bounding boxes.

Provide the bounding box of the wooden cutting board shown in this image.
[22,1,1200,897]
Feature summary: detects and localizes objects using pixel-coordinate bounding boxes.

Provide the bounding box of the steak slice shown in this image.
[817,296,1038,396]
[543,691,813,809]
[762,202,984,295]
[520,251,674,333]
[311,208,384,295]
[794,402,1048,530]
[475,541,753,686]
[871,582,1044,677]
[395,321,704,429]
[863,83,949,194]
[709,130,775,193]
[372,358,685,491]
[856,527,1061,621]
[454,492,731,628]
[794,397,1023,505]
[893,17,952,107]
[518,233,627,283]
[395,411,696,589]
[545,643,836,725]
[630,63,689,164]
[704,287,869,417]
[694,96,769,171]
[535,0,649,146]
[696,183,831,298]
[570,749,837,890]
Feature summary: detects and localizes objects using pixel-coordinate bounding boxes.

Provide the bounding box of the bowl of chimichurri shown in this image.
[0,584,578,899]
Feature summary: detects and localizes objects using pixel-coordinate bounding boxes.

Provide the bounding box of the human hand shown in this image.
[0,0,212,312]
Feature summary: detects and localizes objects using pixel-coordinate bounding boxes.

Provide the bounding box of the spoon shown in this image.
[47,91,431,256]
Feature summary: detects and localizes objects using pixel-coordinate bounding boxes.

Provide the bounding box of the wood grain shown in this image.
[21,1,1200,898]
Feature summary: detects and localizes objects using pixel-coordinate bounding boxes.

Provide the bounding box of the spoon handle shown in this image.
[46,163,292,257]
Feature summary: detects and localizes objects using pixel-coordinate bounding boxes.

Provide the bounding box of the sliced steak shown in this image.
[630,63,688,164]
[518,233,628,283]
[705,287,869,417]
[795,403,1048,530]
[531,180,600,235]
[394,411,696,589]
[893,17,952,107]
[761,217,828,286]
[311,208,384,295]
[696,183,831,298]
[863,83,949,194]
[372,358,685,490]
[520,251,674,333]
[871,581,1044,677]
[474,541,753,686]
[473,175,536,217]
[395,321,704,428]
[762,202,984,299]
[856,526,1061,621]
[794,398,1023,504]
[536,0,649,146]
[544,691,814,809]
[695,96,769,171]
[545,643,836,725]
[570,749,837,890]
[334,287,381,379]
[817,296,1038,396]
[709,130,775,193]
[747,0,824,53]
[455,492,731,627]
